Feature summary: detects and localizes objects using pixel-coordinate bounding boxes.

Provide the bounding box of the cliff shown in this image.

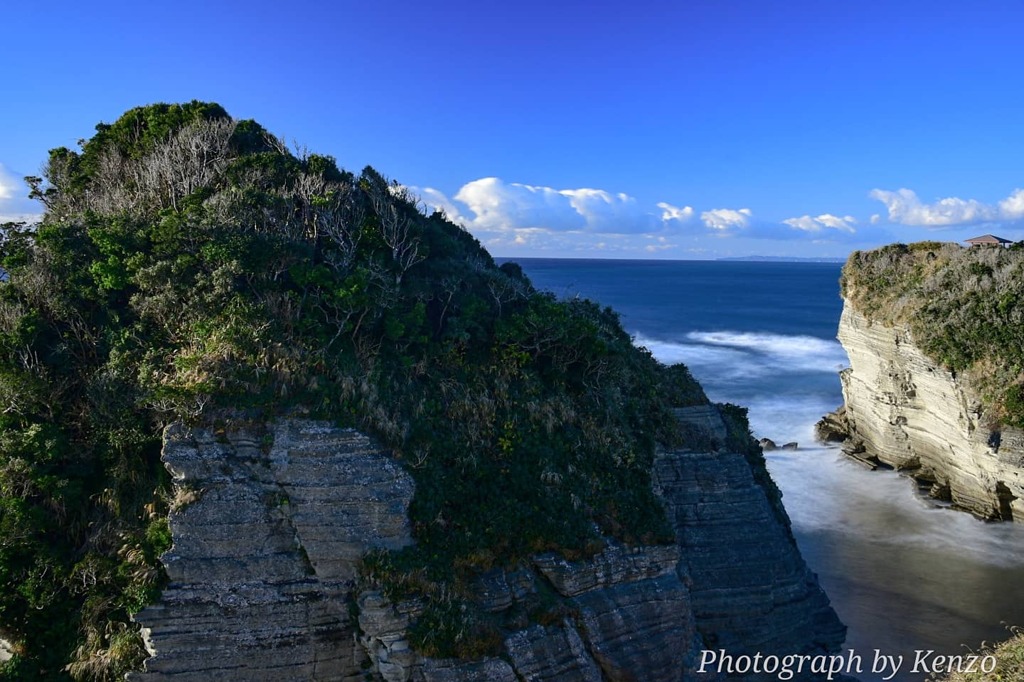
[0,101,844,679]
[822,303,1024,520]
[130,411,844,681]
[819,242,1024,522]
[131,420,412,680]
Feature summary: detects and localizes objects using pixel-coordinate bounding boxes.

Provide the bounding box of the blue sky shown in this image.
[3,0,1024,259]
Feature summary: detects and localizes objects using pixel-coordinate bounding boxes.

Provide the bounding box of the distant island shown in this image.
[716,255,847,263]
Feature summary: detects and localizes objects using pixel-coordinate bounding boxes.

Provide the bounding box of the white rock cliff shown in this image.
[830,302,1024,521]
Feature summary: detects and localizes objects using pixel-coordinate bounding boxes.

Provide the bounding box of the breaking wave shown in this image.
[635,330,846,381]
[635,330,845,441]
[686,330,849,372]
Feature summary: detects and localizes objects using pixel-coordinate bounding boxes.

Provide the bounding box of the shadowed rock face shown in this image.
[132,420,415,681]
[653,449,846,668]
[833,303,1024,521]
[134,415,845,681]
[356,540,707,682]
[529,544,706,681]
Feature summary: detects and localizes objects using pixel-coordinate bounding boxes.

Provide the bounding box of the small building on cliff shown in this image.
[965,234,1013,247]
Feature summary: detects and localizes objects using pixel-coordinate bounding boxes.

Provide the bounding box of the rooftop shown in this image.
[965,234,1013,246]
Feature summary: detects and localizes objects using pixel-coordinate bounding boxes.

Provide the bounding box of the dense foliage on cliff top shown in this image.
[842,241,1024,428]
[0,102,717,678]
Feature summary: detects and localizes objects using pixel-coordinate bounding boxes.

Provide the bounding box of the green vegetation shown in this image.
[936,627,1024,682]
[0,102,721,677]
[842,241,1024,428]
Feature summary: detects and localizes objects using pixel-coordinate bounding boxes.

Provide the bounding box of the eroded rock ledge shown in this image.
[133,413,844,681]
[819,303,1024,521]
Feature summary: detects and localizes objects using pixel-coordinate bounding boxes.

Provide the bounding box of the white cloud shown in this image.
[414,186,466,223]
[867,187,1024,227]
[0,213,39,224]
[0,166,15,201]
[781,216,818,232]
[413,177,694,237]
[454,178,586,233]
[0,163,43,224]
[657,201,694,223]
[816,214,857,231]
[998,189,1024,219]
[701,207,752,231]
[783,213,856,233]
[643,235,677,253]
[410,175,929,257]
[560,187,659,233]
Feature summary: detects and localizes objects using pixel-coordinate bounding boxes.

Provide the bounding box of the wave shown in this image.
[634,330,846,441]
[634,330,847,379]
[686,330,849,373]
[633,335,756,377]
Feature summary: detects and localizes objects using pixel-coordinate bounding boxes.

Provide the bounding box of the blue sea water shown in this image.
[509,258,1024,682]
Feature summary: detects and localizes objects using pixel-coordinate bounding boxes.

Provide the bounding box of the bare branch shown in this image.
[369,183,425,283]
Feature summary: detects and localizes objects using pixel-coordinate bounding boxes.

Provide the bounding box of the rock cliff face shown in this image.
[653,450,844,661]
[825,302,1024,521]
[133,411,844,681]
[132,420,415,680]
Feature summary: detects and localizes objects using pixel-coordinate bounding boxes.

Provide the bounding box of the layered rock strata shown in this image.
[132,420,415,680]
[655,413,846,674]
[134,413,845,680]
[823,302,1024,521]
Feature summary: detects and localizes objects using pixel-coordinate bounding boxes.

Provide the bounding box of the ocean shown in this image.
[509,257,1024,682]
